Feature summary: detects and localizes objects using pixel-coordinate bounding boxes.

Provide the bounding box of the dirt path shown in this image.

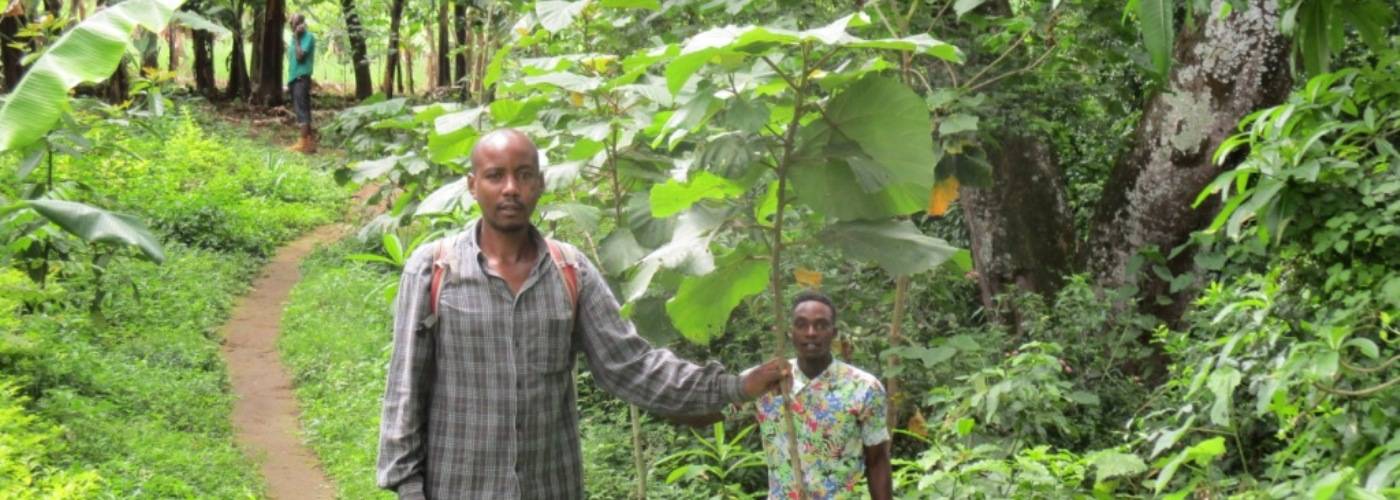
[222,225,342,500]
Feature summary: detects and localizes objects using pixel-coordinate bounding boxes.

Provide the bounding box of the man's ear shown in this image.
[466,173,476,193]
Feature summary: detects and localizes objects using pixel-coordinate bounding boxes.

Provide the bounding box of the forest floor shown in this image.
[210,99,363,499]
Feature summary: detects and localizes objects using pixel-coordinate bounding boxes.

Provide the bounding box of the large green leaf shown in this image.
[665,247,770,345]
[824,75,936,186]
[819,220,959,276]
[0,0,185,152]
[536,1,587,33]
[664,14,961,94]
[171,11,230,38]
[28,199,165,263]
[598,228,647,276]
[1136,0,1173,77]
[790,157,929,221]
[623,206,722,302]
[417,178,473,215]
[649,172,745,218]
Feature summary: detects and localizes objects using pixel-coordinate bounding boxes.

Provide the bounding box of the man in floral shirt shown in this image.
[755,291,892,499]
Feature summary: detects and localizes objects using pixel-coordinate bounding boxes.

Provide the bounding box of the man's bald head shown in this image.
[290,14,305,27]
[470,129,538,171]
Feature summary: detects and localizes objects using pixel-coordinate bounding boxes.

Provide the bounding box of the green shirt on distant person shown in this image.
[286,32,315,83]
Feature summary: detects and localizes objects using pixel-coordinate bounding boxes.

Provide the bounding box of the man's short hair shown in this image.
[792,290,837,324]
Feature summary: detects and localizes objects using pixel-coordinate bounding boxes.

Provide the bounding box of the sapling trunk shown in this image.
[885,275,909,429]
[764,49,812,500]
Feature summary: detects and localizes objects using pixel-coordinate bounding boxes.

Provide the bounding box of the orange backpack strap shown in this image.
[429,236,456,317]
[546,239,580,312]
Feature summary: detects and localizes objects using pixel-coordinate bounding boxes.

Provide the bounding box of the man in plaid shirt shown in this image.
[377,129,789,499]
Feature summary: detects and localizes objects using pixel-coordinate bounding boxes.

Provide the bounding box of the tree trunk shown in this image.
[381,0,405,97]
[253,0,284,106]
[960,134,1078,318]
[105,57,129,103]
[1088,0,1291,322]
[139,29,160,72]
[226,0,252,99]
[250,1,263,84]
[340,0,372,99]
[166,26,182,72]
[453,0,467,85]
[0,9,22,92]
[403,45,414,95]
[193,29,216,96]
[436,0,449,88]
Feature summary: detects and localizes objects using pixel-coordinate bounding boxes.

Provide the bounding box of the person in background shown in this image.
[754,290,892,500]
[286,13,315,153]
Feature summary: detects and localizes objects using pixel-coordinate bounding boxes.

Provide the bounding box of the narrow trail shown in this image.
[222,224,341,500]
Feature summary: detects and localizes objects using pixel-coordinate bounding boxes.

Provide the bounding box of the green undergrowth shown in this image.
[1,101,349,497]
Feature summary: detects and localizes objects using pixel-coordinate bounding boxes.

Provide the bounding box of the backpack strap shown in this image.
[428,236,457,317]
[546,238,580,313]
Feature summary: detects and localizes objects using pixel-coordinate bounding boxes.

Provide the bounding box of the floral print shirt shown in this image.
[755,359,889,499]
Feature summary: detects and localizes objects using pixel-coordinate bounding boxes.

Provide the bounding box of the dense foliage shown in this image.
[0,0,1395,498]
[1,106,346,496]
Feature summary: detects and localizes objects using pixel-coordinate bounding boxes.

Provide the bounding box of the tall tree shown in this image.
[380,0,404,97]
[957,0,1292,329]
[225,0,252,99]
[340,0,372,99]
[960,135,1077,319]
[1086,0,1291,321]
[165,25,181,71]
[253,0,284,105]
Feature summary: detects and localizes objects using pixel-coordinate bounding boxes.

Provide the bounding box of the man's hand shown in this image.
[741,359,790,400]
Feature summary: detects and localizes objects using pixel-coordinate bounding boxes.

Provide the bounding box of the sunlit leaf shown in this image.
[820,220,960,276]
[666,247,770,345]
[0,0,185,152]
[28,199,165,263]
[536,0,586,33]
[649,172,745,217]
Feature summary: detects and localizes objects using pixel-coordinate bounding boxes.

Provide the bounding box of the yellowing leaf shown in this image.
[908,408,928,437]
[927,176,960,216]
[794,267,822,288]
[569,92,585,107]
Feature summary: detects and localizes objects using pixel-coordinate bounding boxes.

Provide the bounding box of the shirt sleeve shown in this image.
[376,244,436,493]
[860,380,891,447]
[572,250,746,414]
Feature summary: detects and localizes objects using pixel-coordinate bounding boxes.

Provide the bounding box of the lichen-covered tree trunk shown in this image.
[960,134,1077,317]
[1088,0,1291,322]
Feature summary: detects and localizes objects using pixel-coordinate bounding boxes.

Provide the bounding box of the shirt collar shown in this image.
[465,218,552,274]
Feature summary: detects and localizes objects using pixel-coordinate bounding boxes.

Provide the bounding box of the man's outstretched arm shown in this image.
[572,251,785,414]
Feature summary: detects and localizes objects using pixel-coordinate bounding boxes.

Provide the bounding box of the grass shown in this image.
[0,100,350,497]
[279,242,396,500]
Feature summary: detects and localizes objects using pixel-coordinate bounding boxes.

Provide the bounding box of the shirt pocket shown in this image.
[526,309,575,374]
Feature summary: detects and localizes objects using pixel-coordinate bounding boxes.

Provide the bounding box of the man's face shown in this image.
[468,135,543,234]
[790,300,837,362]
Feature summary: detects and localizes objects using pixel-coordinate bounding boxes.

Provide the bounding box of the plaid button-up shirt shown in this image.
[377,221,746,499]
